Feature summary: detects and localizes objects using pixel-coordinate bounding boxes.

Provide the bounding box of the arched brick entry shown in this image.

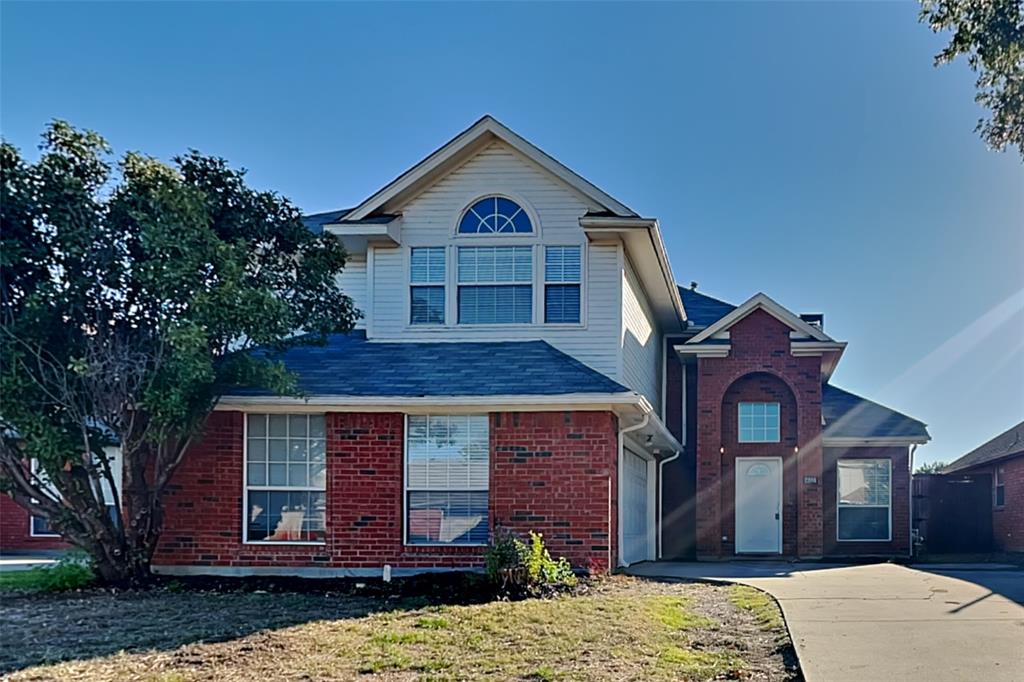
[695,309,824,559]
[718,372,800,556]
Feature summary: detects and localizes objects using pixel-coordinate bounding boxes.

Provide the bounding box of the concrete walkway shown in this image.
[0,553,60,572]
[627,561,1024,682]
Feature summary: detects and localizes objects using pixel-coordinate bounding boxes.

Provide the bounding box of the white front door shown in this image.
[621,448,652,565]
[735,457,782,554]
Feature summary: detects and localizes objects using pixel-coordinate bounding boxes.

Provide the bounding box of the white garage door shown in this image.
[622,448,652,566]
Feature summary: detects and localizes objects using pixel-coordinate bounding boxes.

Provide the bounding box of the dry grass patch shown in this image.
[4,576,800,681]
[728,584,785,632]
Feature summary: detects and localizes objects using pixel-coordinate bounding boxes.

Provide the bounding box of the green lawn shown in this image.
[3,576,798,681]
[0,568,52,592]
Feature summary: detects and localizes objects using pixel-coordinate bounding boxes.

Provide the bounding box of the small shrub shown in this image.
[484,529,577,598]
[8,554,97,593]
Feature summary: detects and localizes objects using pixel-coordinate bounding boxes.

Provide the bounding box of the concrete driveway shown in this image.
[627,561,1024,682]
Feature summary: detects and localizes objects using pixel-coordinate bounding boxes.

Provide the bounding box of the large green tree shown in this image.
[920,0,1024,158]
[0,122,359,584]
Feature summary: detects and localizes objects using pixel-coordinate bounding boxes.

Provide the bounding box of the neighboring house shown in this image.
[0,116,930,573]
[0,446,122,553]
[940,422,1024,552]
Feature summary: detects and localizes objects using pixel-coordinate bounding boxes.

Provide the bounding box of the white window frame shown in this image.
[994,465,1005,508]
[455,245,535,326]
[452,193,539,239]
[543,245,584,326]
[738,402,781,443]
[409,246,447,326]
[402,413,490,547]
[28,458,61,537]
[836,458,892,543]
[242,413,327,546]
[28,450,122,538]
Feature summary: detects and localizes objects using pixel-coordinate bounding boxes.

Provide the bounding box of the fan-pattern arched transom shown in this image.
[458,197,533,234]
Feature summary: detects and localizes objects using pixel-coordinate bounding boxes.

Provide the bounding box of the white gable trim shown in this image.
[687,293,833,344]
[344,115,636,221]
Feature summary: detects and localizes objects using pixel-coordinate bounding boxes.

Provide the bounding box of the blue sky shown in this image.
[2,2,1021,466]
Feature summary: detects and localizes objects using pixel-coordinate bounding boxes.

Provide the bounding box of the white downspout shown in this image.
[618,413,650,568]
[657,449,681,560]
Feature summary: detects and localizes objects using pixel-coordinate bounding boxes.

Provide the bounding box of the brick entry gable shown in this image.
[695,309,825,558]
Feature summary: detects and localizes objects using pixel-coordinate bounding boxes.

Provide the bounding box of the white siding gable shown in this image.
[336,255,367,329]
[621,256,662,411]
[367,141,622,380]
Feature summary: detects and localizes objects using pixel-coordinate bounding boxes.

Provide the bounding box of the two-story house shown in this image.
[0,116,930,573]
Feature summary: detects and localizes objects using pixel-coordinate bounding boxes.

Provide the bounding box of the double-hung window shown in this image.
[410,247,446,325]
[405,415,489,545]
[837,459,891,541]
[995,466,1005,507]
[245,414,327,543]
[457,246,532,324]
[544,246,581,324]
[738,402,780,443]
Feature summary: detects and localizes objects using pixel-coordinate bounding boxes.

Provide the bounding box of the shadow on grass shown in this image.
[0,572,489,674]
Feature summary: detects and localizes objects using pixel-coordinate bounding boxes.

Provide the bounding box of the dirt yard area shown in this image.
[1,575,800,681]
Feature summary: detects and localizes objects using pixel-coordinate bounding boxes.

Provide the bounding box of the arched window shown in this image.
[458,196,533,234]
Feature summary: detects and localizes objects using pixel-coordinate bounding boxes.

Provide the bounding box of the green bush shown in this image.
[484,529,577,598]
[0,554,95,593]
[38,553,95,592]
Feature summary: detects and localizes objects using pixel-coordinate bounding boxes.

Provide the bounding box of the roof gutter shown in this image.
[216,392,645,412]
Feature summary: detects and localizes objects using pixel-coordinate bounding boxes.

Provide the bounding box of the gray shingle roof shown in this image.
[232,331,630,398]
[678,286,736,328]
[942,421,1024,473]
[822,384,930,442]
[302,210,399,235]
[302,209,352,234]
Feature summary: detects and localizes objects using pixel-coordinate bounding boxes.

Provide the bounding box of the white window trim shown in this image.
[542,244,585,327]
[408,246,447,326]
[242,413,327,546]
[28,458,61,537]
[29,516,61,538]
[738,402,781,443]
[402,413,490,547]
[451,192,541,240]
[994,466,1005,509]
[454,245,536,326]
[836,458,893,543]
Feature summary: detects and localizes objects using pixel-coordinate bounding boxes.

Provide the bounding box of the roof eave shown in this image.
[580,216,686,329]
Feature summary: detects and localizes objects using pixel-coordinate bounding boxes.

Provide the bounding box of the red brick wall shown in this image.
[953,455,1024,552]
[695,309,824,559]
[822,446,911,557]
[154,409,619,573]
[1,495,69,552]
[718,372,801,556]
[491,411,618,571]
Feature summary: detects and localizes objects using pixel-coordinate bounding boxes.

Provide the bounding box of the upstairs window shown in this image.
[457,246,533,324]
[410,247,446,325]
[458,196,533,234]
[544,246,581,324]
[738,402,780,443]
